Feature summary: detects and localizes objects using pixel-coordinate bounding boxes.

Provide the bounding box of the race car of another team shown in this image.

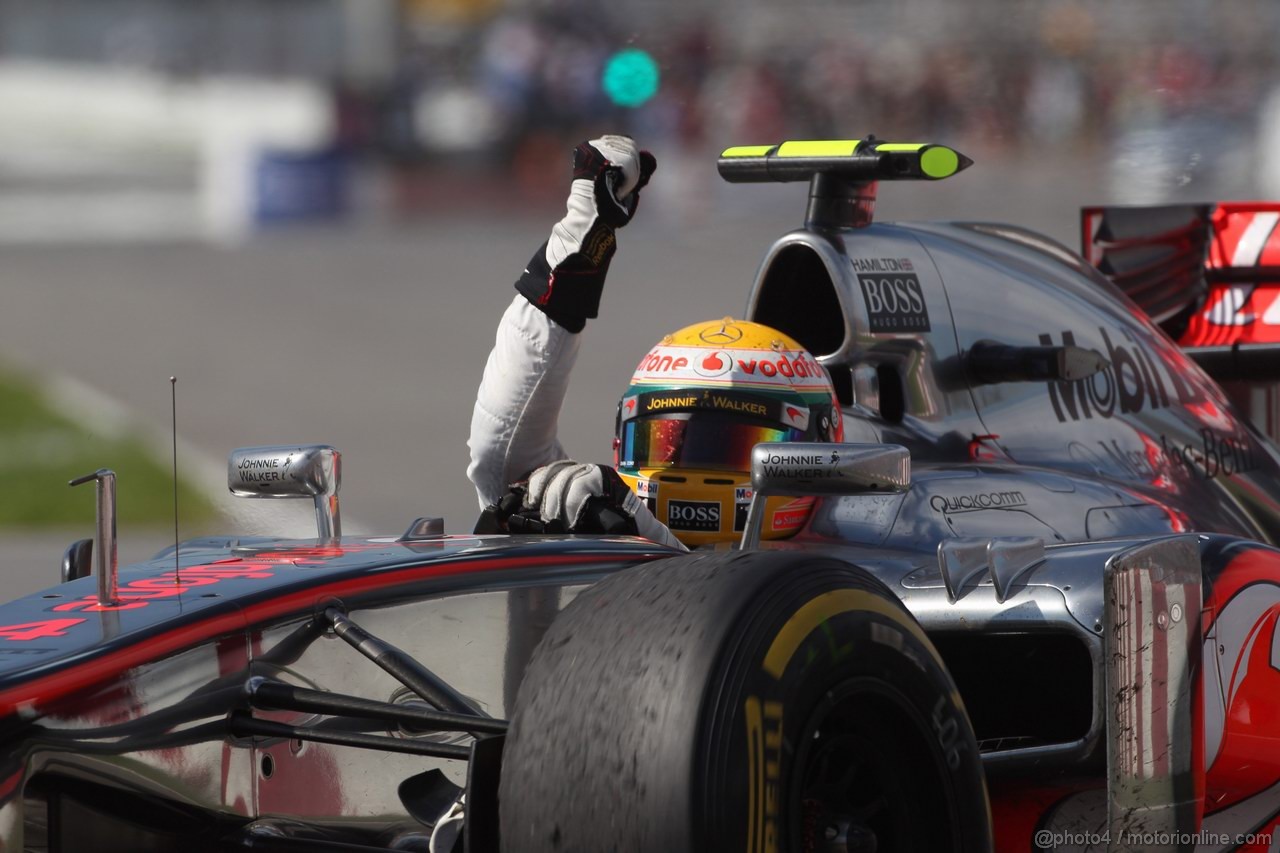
[6,138,1280,853]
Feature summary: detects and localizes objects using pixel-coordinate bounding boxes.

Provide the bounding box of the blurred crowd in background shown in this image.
[389,2,1272,158]
[0,0,1277,237]
[381,0,1277,203]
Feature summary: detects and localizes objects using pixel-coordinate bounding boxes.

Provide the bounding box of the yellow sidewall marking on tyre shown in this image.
[745,696,783,853]
[746,697,762,853]
[762,589,934,679]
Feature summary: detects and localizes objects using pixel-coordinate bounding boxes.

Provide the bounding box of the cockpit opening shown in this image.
[752,243,845,360]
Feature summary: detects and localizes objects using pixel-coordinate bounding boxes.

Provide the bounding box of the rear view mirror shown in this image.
[61,538,93,583]
[967,340,1108,385]
[228,445,341,541]
[741,442,909,547]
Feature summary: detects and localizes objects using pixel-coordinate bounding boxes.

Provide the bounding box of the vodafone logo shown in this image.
[635,350,690,373]
[736,353,824,380]
[631,345,829,389]
[694,350,734,378]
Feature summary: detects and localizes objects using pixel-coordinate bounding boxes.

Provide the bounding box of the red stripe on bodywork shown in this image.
[1202,546,1280,814]
[0,767,21,802]
[988,779,1100,853]
[0,552,650,717]
[1183,204,1280,346]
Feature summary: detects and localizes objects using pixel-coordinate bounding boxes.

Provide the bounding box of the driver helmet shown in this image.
[615,318,843,546]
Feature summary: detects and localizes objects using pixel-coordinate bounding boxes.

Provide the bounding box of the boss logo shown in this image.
[857,272,931,332]
[668,500,721,532]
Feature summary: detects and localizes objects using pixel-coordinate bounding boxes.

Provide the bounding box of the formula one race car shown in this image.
[6,139,1280,853]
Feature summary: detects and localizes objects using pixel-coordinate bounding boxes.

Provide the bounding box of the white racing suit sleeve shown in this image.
[466,299,685,551]
[467,136,681,550]
[467,295,577,510]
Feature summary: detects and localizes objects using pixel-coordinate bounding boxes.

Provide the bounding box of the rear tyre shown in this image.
[498,550,991,853]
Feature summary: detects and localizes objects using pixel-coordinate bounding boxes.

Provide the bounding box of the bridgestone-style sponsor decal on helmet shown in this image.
[632,346,830,390]
[771,500,811,531]
[668,499,722,532]
[853,259,930,333]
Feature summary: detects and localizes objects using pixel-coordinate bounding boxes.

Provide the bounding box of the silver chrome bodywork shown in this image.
[739,211,1280,847]
[10,178,1280,850]
[1,536,664,851]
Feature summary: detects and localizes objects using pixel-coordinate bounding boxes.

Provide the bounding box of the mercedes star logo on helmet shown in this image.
[699,321,743,345]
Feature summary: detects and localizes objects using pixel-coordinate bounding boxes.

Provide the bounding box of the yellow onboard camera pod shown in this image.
[718,137,971,183]
[717,136,972,228]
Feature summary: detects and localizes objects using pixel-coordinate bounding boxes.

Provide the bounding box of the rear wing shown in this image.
[1083,203,1280,380]
[1080,204,1213,326]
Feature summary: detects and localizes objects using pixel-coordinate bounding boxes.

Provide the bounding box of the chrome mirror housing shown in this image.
[741,442,910,547]
[228,445,341,541]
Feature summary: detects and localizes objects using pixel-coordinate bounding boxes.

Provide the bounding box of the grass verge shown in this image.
[0,367,218,528]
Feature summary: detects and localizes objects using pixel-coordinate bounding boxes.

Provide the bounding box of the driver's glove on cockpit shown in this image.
[523,460,641,535]
[522,460,682,547]
[472,459,681,548]
[515,136,657,333]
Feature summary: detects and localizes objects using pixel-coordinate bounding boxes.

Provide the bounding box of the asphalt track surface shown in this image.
[0,167,1099,597]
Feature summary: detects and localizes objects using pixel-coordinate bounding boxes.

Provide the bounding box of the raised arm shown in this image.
[466,138,681,550]
[467,136,653,504]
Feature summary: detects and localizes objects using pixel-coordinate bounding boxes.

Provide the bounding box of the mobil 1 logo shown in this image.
[668,499,721,532]
[853,258,930,333]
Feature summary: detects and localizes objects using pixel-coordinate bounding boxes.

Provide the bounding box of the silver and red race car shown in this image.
[4,139,1280,853]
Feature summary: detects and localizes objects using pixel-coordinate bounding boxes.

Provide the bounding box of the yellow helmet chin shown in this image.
[619,468,815,547]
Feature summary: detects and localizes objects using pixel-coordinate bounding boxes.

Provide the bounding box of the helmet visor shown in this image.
[620,412,806,472]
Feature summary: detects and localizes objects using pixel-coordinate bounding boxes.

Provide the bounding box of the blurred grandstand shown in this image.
[0,0,1277,240]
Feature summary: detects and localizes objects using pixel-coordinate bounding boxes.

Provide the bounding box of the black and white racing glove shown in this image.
[522,460,642,535]
[515,136,657,333]
[473,461,686,549]
[473,461,640,536]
